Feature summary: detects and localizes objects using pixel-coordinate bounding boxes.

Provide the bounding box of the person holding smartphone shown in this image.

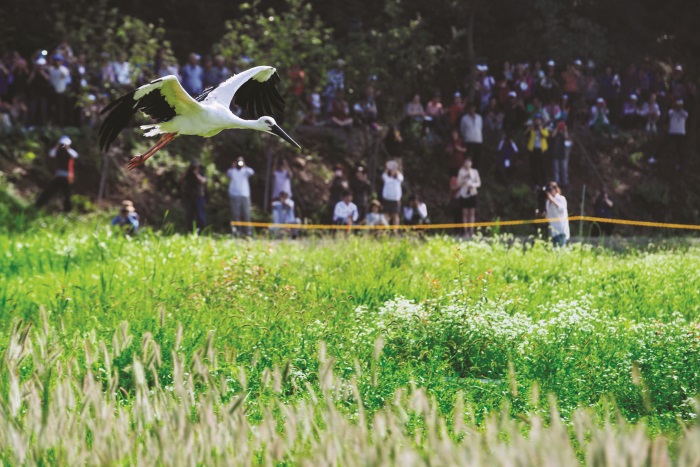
[545,181,569,247]
[525,113,549,188]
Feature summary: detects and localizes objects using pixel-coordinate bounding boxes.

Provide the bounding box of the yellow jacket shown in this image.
[526,127,549,152]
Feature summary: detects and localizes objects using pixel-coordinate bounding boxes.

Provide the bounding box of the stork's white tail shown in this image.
[141,124,164,137]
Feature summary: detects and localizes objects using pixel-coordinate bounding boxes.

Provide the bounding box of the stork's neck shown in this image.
[225,112,259,130]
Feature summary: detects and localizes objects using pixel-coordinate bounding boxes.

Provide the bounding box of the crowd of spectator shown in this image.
[0,45,250,130]
[6,42,695,245]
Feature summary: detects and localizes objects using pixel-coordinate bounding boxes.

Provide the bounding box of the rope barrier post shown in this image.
[579,184,586,244]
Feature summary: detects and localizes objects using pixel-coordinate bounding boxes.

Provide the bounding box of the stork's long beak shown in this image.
[270,124,301,149]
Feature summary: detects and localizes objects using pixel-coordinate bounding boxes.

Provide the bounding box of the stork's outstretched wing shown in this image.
[99,75,202,151]
[199,66,285,118]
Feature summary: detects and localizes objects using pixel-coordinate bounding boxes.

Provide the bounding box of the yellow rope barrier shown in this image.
[231,216,700,231]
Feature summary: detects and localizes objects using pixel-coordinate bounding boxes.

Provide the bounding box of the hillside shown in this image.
[1,122,699,235]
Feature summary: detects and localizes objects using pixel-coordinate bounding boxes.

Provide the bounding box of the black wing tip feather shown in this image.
[98,84,178,152]
[98,91,137,152]
[234,72,286,119]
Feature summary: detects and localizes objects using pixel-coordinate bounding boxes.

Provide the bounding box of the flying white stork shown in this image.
[99,65,300,170]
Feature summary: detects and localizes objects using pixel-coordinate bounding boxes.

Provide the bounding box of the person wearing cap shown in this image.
[111,202,140,234]
[525,114,550,188]
[27,55,52,126]
[598,65,620,121]
[502,91,527,134]
[227,157,255,237]
[182,160,207,233]
[589,97,611,135]
[365,199,388,229]
[651,99,688,168]
[35,135,78,212]
[620,94,644,130]
[48,53,70,126]
[669,64,686,104]
[180,52,204,96]
[537,60,559,103]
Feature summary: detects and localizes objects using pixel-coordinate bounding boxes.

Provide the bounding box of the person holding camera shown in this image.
[181,160,207,233]
[545,181,569,247]
[525,113,549,188]
[382,160,404,226]
[227,157,255,237]
[35,135,78,212]
[456,157,481,238]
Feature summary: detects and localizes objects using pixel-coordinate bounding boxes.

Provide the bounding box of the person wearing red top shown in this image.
[449,92,465,129]
[445,129,467,171]
[287,63,305,97]
[330,90,353,128]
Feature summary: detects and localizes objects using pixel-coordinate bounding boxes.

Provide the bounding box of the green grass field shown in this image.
[2,217,700,464]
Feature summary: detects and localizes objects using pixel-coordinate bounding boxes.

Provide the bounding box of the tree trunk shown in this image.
[466,8,477,104]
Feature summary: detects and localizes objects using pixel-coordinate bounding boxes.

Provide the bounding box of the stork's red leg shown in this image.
[127,133,177,171]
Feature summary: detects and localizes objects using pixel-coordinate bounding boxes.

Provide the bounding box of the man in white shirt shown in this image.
[227,157,255,237]
[668,99,688,170]
[381,160,404,226]
[111,53,132,87]
[333,190,358,228]
[48,54,70,126]
[459,103,483,168]
[545,181,569,247]
[651,99,688,169]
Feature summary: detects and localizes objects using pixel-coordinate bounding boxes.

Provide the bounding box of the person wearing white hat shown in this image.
[589,98,611,135]
[48,53,70,126]
[35,135,78,212]
[620,94,643,130]
[538,61,560,104]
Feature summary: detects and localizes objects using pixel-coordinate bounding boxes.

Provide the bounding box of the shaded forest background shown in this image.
[3,0,699,105]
